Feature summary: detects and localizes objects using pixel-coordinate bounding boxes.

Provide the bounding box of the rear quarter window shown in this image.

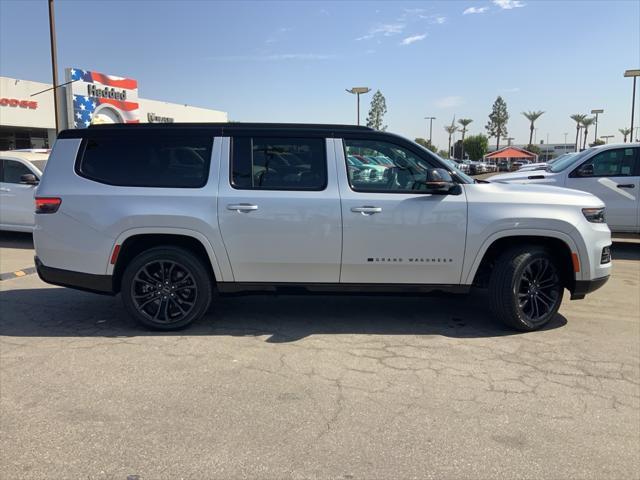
[76,134,213,188]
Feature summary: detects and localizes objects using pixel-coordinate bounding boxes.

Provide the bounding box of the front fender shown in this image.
[462,227,587,285]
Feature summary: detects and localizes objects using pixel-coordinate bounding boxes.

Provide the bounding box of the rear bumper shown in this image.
[570,275,609,300]
[35,257,114,295]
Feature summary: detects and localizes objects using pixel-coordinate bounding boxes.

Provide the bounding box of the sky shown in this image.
[1,0,639,150]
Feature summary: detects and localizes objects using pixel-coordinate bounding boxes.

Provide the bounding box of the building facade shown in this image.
[0,68,227,150]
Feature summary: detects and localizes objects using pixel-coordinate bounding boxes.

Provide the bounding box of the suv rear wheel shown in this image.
[489,246,564,331]
[121,246,212,330]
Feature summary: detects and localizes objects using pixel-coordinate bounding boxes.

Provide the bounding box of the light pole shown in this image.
[48,0,60,133]
[546,133,549,161]
[591,109,603,143]
[424,116,436,144]
[505,137,514,146]
[345,87,371,126]
[563,132,568,150]
[624,70,640,142]
[600,135,614,144]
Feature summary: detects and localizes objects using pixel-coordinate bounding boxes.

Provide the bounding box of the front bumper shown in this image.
[570,275,610,300]
[35,257,114,295]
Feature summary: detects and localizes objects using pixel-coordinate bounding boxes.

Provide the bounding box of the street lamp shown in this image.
[563,132,568,150]
[624,69,640,142]
[600,135,614,144]
[505,137,514,146]
[424,116,436,144]
[345,87,371,126]
[591,109,604,143]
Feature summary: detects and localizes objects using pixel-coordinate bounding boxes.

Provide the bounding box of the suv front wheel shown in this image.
[489,246,564,331]
[121,246,213,330]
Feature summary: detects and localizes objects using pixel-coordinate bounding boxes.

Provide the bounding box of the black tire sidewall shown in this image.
[490,247,564,331]
[121,247,212,330]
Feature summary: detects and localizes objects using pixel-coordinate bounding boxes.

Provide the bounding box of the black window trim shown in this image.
[74,135,214,189]
[569,146,639,179]
[341,136,455,195]
[229,135,328,192]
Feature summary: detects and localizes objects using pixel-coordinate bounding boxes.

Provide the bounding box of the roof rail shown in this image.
[87,122,374,131]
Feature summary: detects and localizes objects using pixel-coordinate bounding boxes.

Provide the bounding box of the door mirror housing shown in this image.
[422,168,460,194]
[20,173,39,185]
[576,163,594,177]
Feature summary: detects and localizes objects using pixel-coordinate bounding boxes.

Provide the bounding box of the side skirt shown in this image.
[216,282,470,296]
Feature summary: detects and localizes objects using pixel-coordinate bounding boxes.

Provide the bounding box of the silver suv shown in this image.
[34,123,611,331]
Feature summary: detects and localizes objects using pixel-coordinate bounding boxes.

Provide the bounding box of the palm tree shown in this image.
[570,114,587,151]
[458,118,473,160]
[619,128,631,143]
[522,110,545,149]
[581,117,596,150]
[444,122,458,159]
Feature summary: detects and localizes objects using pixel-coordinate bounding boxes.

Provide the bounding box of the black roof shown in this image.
[58,122,374,139]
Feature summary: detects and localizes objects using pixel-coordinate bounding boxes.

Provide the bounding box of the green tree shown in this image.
[444,121,458,159]
[485,96,509,151]
[619,127,631,142]
[415,137,438,153]
[522,110,545,149]
[581,117,595,150]
[590,139,605,147]
[457,118,473,160]
[570,114,587,151]
[463,134,489,160]
[526,144,542,156]
[437,149,449,158]
[366,90,387,131]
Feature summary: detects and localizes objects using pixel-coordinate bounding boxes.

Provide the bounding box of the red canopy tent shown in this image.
[484,146,537,164]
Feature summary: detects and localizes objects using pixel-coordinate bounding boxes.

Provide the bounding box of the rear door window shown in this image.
[231,137,327,190]
[77,134,213,188]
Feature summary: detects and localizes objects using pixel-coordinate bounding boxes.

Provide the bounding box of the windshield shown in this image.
[548,149,591,172]
[30,160,48,173]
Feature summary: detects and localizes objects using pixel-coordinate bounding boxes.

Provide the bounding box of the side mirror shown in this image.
[577,163,594,177]
[423,168,458,194]
[20,173,39,185]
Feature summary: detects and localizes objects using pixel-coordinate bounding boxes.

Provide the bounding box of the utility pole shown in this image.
[564,132,568,149]
[624,70,640,143]
[600,135,614,144]
[48,0,60,133]
[591,109,603,143]
[424,116,436,144]
[345,87,371,126]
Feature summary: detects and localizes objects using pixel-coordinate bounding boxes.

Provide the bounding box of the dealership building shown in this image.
[0,67,228,150]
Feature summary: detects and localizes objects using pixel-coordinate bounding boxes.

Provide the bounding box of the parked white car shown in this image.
[491,143,639,233]
[517,153,575,172]
[0,150,49,232]
[34,123,611,332]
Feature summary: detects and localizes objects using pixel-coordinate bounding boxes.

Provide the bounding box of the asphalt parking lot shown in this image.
[1,232,639,479]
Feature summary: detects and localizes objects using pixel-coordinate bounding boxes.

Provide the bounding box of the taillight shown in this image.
[35,197,61,214]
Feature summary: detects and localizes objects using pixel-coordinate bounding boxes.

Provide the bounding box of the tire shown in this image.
[488,245,564,331]
[121,246,213,330]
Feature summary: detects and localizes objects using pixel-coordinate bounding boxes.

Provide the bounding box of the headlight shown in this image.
[582,207,606,223]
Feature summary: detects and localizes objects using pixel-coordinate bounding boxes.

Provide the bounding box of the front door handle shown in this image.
[617,184,635,189]
[351,206,382,215]
[227,203,259,212]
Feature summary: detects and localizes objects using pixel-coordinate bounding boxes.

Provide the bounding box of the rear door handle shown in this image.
[351,206,382,215]
[227,203,258,212]
[617,184,635,189]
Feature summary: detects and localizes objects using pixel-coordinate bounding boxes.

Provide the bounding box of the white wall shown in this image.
[0,77,56,129]
[0,76,228,129]
[139,98,227,123]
